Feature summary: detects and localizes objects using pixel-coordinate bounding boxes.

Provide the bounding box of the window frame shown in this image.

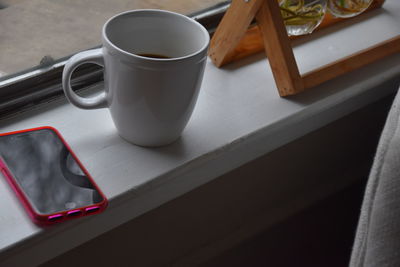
[0,1,230,118]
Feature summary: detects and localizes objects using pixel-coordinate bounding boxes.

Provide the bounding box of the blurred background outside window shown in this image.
[0,0,225,80]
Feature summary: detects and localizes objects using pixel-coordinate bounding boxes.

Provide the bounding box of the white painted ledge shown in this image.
[0,1,400,266]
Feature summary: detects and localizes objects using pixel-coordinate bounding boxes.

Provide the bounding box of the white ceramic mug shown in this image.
[62,10,209,147]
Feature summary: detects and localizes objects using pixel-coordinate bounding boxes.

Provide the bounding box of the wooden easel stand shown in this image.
[209,0,400,96]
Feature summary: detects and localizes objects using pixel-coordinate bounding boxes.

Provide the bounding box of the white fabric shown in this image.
[350,87,400,267]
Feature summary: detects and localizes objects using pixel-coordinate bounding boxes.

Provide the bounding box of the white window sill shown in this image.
[0,1,400,265]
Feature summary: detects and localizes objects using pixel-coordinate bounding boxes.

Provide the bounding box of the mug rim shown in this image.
[102,9,210,62]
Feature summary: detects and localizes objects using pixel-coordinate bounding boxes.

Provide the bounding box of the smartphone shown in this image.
[0,126,107,226]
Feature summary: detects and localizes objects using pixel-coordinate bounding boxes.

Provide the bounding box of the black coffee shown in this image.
[137,53,171,59]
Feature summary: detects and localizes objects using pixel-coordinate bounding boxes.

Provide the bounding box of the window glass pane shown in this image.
[0,0,225,80]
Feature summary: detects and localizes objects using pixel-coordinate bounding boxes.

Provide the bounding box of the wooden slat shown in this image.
[256,0,303,96]
[208,0,264,67]
[302,35,400,89]
[218,0,386,67]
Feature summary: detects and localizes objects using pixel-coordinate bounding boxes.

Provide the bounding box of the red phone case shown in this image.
[0,126,107,226]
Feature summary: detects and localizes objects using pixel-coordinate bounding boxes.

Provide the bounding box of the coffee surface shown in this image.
[137,53,171,59]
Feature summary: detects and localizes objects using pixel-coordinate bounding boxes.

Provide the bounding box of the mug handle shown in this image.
[62,48,107,109]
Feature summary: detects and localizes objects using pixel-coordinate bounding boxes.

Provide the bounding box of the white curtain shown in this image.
[350,86,400,267]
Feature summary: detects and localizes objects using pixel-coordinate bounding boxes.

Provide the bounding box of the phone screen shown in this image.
[0,128,104,215]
